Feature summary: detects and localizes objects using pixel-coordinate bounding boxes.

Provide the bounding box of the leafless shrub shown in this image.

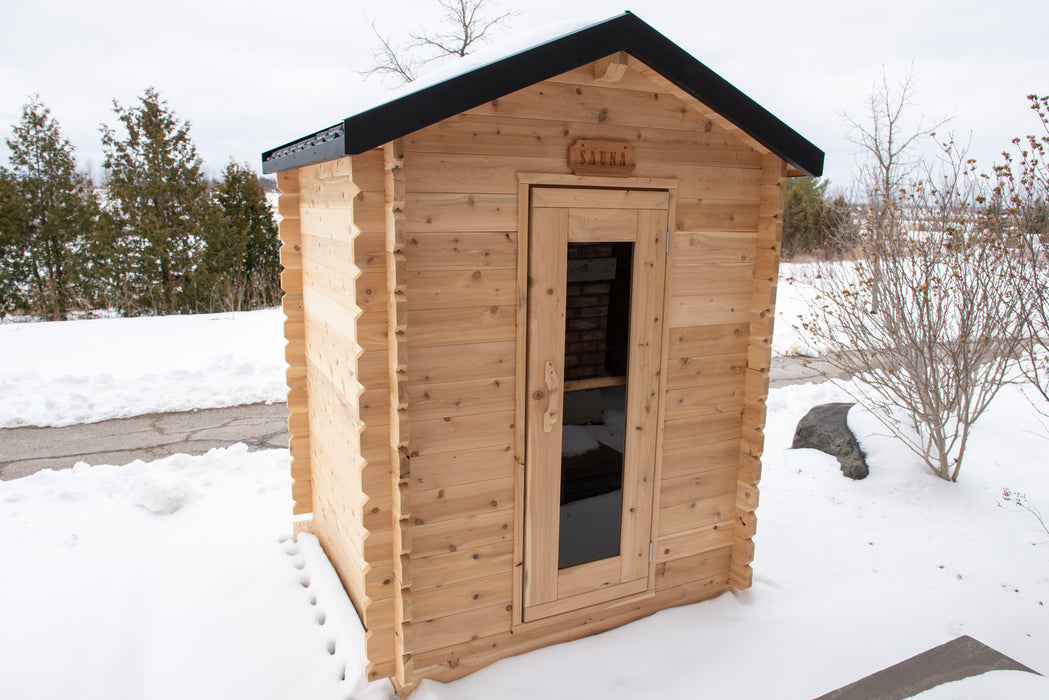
[993,95,1049,410]
[1000,488,1049,541]
[799,139,1025,482]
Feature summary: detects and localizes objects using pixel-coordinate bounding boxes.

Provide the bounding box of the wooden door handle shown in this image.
[543,360,560,432]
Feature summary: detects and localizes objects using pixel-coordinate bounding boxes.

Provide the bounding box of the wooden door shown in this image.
[523,186,669,622]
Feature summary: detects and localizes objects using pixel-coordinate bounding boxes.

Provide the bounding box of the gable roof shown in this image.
[262,12,824,176]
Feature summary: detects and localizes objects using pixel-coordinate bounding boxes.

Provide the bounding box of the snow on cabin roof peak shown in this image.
[262,11,824,177]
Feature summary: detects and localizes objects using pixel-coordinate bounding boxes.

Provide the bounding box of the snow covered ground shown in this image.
[2,278,1048,698]
[0,309,287,428]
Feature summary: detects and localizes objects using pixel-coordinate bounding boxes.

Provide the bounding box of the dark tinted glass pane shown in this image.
[558,242,632,569]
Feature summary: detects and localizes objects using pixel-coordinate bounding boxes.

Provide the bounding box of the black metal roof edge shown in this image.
[262,12,824,176]
[337,13,644,157]
[261,123,346,175]
[622,19,825,177]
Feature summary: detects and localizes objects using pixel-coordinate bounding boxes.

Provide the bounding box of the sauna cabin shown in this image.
[262,11,824,695]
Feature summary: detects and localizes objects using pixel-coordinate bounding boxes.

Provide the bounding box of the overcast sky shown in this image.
[3,0,1047,189]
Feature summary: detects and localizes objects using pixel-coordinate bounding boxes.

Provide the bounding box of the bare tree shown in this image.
[799,138,1024,482]
[844,66,950,311]
[363,20,423,84]
[993,95,1049,409]
[361,0,516,85]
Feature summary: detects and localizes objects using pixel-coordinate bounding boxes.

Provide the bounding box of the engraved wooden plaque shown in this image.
[568,140,636,177]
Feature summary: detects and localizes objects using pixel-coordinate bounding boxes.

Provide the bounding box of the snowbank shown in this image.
[0,309,288,427]
[0,445,394,700]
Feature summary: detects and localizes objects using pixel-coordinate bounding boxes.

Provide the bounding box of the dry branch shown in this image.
[801,140,1025,481]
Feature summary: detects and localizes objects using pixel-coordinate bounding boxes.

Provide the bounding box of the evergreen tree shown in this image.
[0,169,29,316]
[101,87,214,314]
[3,97,99,319]
[782,177,849,258]
[209,161,281,309]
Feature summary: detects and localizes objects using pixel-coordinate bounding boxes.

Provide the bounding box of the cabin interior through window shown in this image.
[558,241,633,569]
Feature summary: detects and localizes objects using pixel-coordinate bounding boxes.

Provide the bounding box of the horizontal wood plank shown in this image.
[675,202,759,232]
[671,263,756,297]
[663,381,745,421]
[667,352,748,390]
[412,541,514,591]
[545,61,678,95]
[408,376,515,422]
[410,411,515,457]
[669,294,753,327]
[412,601,512,654]
[662,412,743,451]
[412,476,515,526]
[654,545,732,591]
[671,231,757,265]
[408,305,516,348]
[532,187,669,210]
[658,493,737,537]
[411,508,515,558]
[659,467,740,508]
[408,269,517,310]
[668,323,749,359]
[404,152,567,194]
[661,438,742,480]
[406,341,515,384]
[411,572,513,622]
[410,443,515,491]
[655,521,736,563]
[467,81,714,133]
[406,231,517,270]
[407,193,517,233]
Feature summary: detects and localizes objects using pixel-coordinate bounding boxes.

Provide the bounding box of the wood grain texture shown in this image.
[407,376,515,422]
[406,231,517,270]
[384,140,415,688]
[406,113,762,169]
[467,81,716,133]
[277,169,311,516]
[412,541,514,591]
[523,206,568,609]
[281,52,794,685]
[730,154,785,592]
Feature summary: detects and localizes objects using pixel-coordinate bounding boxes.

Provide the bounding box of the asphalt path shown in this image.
[0,355,845,481]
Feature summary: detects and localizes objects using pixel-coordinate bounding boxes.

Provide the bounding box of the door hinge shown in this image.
[649,541,654,562]
[665,230,670,253]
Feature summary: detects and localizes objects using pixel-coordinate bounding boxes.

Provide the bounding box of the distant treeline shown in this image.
[0,88,280,320]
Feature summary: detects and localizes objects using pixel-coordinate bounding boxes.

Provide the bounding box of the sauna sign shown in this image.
[569,140,636,177]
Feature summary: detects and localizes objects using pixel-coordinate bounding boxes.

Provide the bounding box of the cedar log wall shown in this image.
[279,55,785,691]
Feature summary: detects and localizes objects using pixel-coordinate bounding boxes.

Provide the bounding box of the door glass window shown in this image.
[558,241,633,569]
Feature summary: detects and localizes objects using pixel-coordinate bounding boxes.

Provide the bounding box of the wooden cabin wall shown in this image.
[391,56,780,685]
[346,150,402,681]
[277,170,309,516]
[281,156,399,682]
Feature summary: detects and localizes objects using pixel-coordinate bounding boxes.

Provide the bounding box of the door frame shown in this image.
[512,173,678,628]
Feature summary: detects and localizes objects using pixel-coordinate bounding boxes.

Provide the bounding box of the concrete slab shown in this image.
[816,636,1042,700]
[0,403,290,480]
[769,355,850,388]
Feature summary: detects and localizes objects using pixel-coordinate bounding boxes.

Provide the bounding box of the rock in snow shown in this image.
[791,402,870,479]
